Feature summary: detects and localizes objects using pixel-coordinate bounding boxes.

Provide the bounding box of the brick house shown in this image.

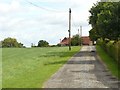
[81,36,91,45]
[59,37,69,46]
[59,36,91,46]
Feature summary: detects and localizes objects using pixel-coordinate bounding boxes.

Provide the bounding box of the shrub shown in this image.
[97,39,120,64]
[116,41,120,63]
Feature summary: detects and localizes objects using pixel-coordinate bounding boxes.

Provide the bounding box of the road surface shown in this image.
[43,46,119,88]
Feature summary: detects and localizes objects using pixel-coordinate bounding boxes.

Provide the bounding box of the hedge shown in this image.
[97,39,120,64]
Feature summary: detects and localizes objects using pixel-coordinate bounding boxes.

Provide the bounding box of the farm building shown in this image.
[81,36,91,45]
[59,37,69,46]
[59,36,92,46]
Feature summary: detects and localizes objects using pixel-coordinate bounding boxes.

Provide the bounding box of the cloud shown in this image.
[0,0,22,14]
[0,0,99,47]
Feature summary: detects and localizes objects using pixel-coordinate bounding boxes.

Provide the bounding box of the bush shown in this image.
[97,39,120,64]
[116,41,120,63]
[1,37,24,48]
[38,40,49,47]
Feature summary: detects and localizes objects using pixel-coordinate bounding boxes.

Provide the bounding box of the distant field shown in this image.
[2,46,80,88]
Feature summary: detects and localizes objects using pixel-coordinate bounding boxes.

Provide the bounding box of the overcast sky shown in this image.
[0,0,99,47]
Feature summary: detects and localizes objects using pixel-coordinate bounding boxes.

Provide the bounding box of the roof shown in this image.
[60,37,69,45]
[59,36,91,45]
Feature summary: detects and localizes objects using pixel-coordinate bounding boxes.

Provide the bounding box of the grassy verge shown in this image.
[0,48,2,89]
[2,46,80,88]
[96,45,120,79]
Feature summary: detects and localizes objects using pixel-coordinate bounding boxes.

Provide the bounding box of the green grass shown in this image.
[2,46,80,88]
[0,48,2,89]
[96,45,120,79]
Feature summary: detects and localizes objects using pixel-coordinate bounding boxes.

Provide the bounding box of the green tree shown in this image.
[38,40,49,47]
[89,2,120,41]
[89,28,99,42]
[18,43,24,48]
[89,2,104,40]
[97,2,119,40]
[2,37,24,48]
[71,34,81,46]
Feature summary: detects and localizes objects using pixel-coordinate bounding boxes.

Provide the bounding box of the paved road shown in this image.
[43,46,119,88]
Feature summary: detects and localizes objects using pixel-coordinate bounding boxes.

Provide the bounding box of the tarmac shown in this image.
[43,46,120,89]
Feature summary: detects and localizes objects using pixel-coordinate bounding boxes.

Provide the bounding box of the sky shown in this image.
[0,0,100,47]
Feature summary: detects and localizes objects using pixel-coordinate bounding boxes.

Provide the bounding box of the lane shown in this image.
[43,46,119,88]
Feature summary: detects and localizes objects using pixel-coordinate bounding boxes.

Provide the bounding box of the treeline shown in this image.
[1,38,50,48]
[31,40,49,47]
[1,34,81,48]
[32,34,81,47]
[1,37,25,48]
[89,2,120,63]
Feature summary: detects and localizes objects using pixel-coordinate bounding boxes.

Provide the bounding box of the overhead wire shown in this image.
[25,0,79,36]
[25,0,67,13]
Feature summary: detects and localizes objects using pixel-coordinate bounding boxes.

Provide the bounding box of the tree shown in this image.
[2,37,24,48]
[89,2,120,41]
[89,28,99,42]
[71,34,81,46]
[38,40,49,47]
[18,43,24,48]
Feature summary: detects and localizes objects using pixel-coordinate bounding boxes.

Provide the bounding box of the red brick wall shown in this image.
[81,36,90,45]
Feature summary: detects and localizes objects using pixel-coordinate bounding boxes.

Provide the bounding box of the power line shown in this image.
[25,0,67,13]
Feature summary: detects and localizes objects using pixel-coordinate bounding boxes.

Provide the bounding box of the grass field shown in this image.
[2,46,80,88]
[96,45,120,80]
[0,48,2,89]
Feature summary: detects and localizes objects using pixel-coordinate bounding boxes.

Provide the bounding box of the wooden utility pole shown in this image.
[78,29,80,46]
[68,8,71,50]
[80,26,82,46]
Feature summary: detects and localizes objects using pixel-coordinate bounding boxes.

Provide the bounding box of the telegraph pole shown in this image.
[80,26,82,46]
[68,8,71,50]
[78,29,80,46]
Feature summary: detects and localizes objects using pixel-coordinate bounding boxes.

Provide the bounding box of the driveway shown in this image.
[43,46,119,88]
